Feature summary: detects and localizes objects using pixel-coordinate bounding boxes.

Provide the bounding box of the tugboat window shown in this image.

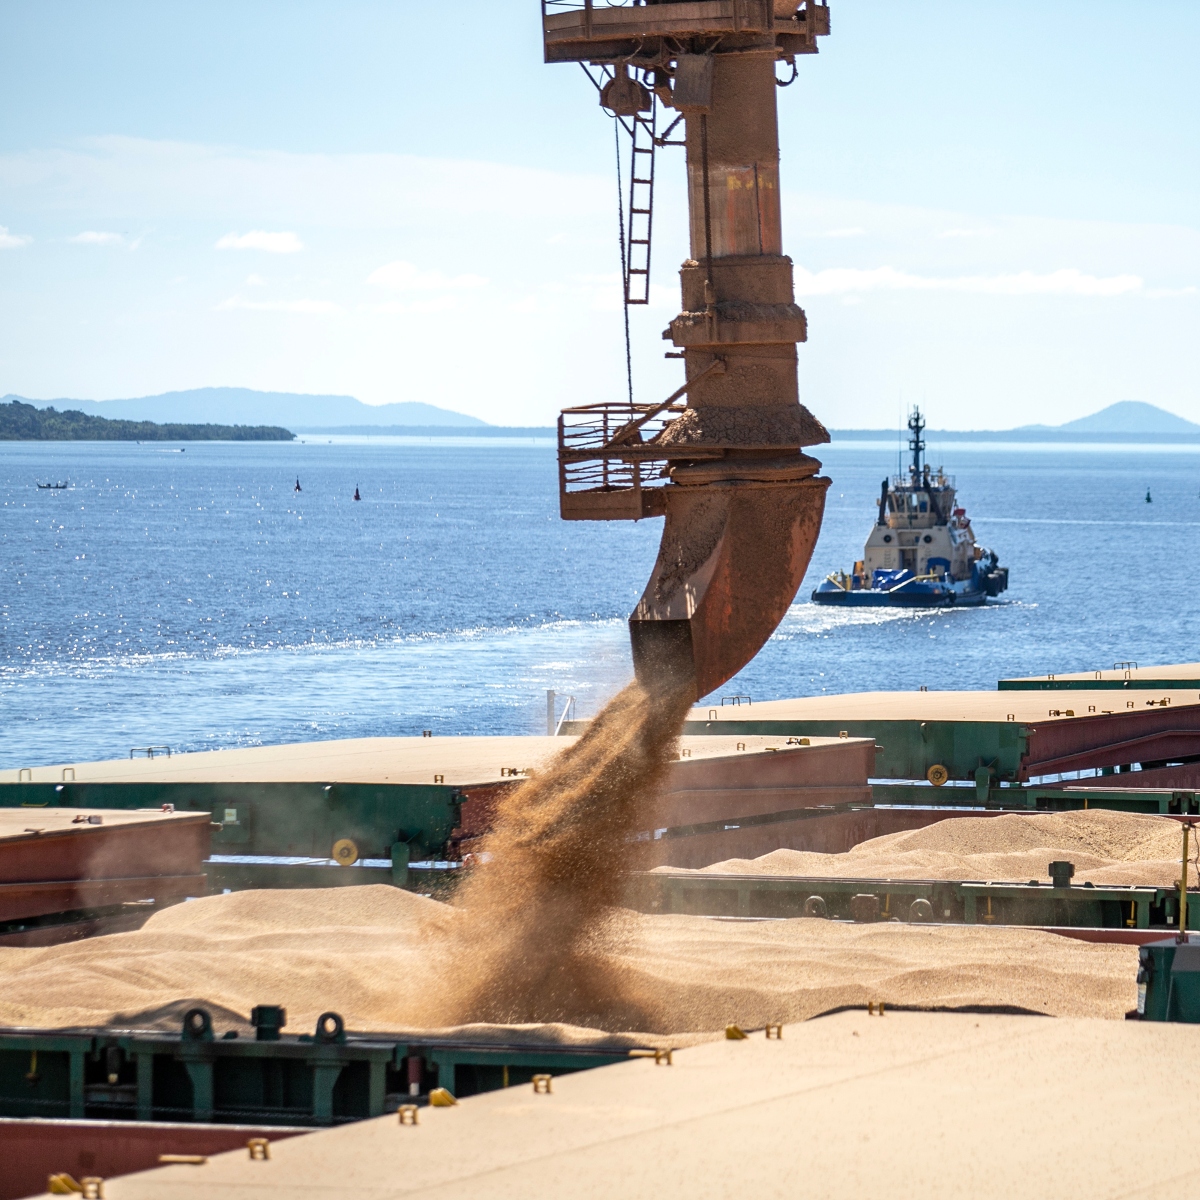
[882,534,892,543]
[923,534,932,543]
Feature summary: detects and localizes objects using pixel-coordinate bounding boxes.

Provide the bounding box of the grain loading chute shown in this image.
[545,1,833,700]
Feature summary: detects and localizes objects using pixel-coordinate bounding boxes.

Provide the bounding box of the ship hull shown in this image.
[810,578,990,608]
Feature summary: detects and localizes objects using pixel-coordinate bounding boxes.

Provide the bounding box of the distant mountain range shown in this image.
[3,388,489,430]
[5,389,1197,442]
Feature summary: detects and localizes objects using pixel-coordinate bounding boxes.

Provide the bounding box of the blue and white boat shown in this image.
[812,409,1008,608]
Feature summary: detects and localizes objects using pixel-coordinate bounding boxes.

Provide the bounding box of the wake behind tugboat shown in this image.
[813,408,1008,608]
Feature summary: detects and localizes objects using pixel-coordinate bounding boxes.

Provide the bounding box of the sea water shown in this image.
[2,436,1198,768]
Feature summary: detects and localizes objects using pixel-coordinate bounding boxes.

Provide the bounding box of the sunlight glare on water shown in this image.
[3,436,1199,766]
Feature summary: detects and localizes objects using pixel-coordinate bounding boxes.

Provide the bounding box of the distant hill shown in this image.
[1021,401,1199,435]
[0,399,293,442]
[3,387,487,429]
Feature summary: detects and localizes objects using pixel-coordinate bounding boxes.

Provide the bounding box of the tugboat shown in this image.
[811,408,1008,607]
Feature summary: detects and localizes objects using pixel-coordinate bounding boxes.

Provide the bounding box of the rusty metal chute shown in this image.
[544,1,833,701]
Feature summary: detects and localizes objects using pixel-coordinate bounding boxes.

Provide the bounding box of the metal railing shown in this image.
[542,0,777,46]
[543,0,634,12]
[890,474,956,490]
[558,400,684,500]
[547,690,578,735]
[557,357,727,504]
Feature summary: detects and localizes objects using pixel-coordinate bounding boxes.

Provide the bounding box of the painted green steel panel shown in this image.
[999,678,1200,692]
[0,781,462,862]
[1136,937,1200,1022]
[868,782,1195,814]
[0,1029,640,1125]
[637,872,1184,929]
[0,1046,74,1119]
[207,862,393,892]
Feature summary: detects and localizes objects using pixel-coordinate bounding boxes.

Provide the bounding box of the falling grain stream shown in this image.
[442,678,695,1028]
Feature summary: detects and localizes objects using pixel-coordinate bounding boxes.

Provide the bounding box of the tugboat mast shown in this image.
[908,407,926,481]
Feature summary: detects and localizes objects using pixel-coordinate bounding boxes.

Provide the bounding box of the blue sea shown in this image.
[2,435,1199,769]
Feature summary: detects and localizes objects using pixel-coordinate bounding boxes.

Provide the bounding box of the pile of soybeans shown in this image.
[0,807,1167,1036]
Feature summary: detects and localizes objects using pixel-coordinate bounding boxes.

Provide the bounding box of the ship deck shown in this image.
[687,689,1200,725]
[53,1010,1197,1200]
[0,734,864,789]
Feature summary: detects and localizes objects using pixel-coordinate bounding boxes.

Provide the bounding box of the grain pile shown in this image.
[0,885,1136,1032]
[692,809,1190,887]
[0,719,1156,1037]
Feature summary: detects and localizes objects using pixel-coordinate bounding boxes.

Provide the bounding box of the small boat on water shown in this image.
[36,481,69,490]
[811,408,1008,608]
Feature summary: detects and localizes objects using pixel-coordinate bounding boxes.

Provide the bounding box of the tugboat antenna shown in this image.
[908,407,926,479]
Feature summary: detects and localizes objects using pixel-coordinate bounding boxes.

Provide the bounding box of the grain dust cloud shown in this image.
[442,677,694,1028]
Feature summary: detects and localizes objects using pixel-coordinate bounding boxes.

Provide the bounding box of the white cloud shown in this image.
[244,273,266,286]
[69,230,123,245]
[0,225,31,248]
[794,265,1146,297]
[823,227,866,238]
[216,295,338,313]
[0,137,611,229]
[938,227,998,239]
[2,136,1197,426]
[215,230,303,253]
[366,260,487,290]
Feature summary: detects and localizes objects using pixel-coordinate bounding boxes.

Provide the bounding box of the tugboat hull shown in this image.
[811,561,1008,608]
[811,579,989,607]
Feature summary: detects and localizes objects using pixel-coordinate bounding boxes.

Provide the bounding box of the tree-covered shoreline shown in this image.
[1,399,294,441]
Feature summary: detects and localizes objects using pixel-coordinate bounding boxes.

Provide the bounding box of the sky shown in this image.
[0,0,1198,429]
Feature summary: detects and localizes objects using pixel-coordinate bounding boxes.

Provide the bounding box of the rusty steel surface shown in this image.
[546,6,833,700]
[454,735,871,856]
[1022,703,1200,784]
[630,472,827,697]
[668,736,874,791]
[0,874,207,925]
[0,811,211,885]
[0,810,210,925]
[0,907,161,948]
[0,1119,309,1200]
[646,805,1010,870]
[1043,927,1173,947]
